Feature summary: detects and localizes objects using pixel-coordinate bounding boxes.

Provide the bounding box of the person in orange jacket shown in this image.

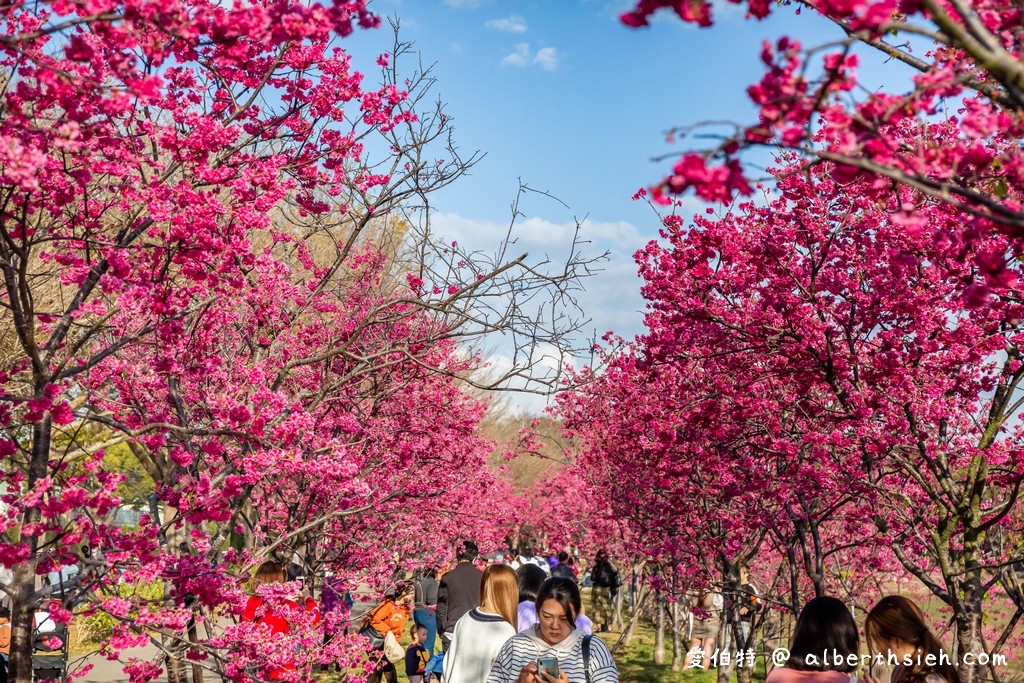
[365,584,414,683]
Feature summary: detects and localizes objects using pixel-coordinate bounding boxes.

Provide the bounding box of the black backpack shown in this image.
[591,563,610,587]
[582,634,592,683]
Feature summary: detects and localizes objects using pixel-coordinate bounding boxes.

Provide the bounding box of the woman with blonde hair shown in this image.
[442,564,519,683]
[864,596,961,683]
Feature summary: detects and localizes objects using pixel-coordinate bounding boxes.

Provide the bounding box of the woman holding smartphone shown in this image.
[486,577,619,683]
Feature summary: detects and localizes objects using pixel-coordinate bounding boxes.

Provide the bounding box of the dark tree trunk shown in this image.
[954,595,984,683]
[9,416,52,683]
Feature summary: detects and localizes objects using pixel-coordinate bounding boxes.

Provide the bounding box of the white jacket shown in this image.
[442,608,515,683]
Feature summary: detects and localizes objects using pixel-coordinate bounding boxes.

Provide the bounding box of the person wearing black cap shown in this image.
[436,540,482,652]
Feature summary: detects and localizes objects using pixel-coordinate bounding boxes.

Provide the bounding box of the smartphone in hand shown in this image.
[537,656,559,680]
[868,661,892,683]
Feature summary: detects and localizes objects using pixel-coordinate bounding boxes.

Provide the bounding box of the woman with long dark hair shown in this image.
[766,596,859,683]
[864,596,960,683]
[516,564,549,633]
[518,564,593,635]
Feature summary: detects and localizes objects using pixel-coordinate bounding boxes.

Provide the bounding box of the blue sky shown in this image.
[339,1,908,405]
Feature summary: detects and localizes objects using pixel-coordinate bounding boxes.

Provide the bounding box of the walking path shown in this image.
[72,617,235,681]
[73,643,168,683]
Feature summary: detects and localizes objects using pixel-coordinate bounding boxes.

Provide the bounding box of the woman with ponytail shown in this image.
[864,596,961,683]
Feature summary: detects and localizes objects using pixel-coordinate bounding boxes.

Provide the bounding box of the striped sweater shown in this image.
[485,624,618,683]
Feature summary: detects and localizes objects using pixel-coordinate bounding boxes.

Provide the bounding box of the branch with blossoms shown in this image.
[0,4,601,682]
[624,0,1024,262]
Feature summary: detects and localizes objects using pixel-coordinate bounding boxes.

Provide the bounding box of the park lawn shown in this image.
[597,621,767,683]
[313,621,768,683]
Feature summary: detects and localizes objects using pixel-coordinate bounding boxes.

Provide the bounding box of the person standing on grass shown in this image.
[415,568,440,655]
[364,585,414,683]
[550,553,575,582]
[516,547,551,577]
[443,565,519,683]
[406,623,431,683]
[589,550,617,633]
[242,560,321,681]
[684,586,723,670]
[437,540,483,652]
[735,564,763,649]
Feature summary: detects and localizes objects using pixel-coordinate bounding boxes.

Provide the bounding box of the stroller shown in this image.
[31,600,68,682]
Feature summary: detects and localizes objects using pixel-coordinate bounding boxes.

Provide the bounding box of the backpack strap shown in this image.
[362,600,387,628]
[582,634,592,683]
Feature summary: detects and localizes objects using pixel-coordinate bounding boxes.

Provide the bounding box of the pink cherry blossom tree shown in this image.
[615,3,1024,678]
[622,1,1024,289]
[561,152,1024,682]
[0,2,598,681]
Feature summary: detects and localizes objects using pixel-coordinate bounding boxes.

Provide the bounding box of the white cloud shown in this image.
[531,342,575,374]
[486,15,527,33]
[428,211,654,414]
[472,352,558,415]
[501,43,531,67]
[711,0,747,19]
[533,47,560,71]
[580,217,642,245]
[429,209,648,340]
[430,212,641,251]
[500,43,561,71]
[470,343,584,416]
[450,41,464,55]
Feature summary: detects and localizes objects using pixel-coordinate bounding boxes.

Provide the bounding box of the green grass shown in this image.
[599,621,767,683]
[311,620,768,683]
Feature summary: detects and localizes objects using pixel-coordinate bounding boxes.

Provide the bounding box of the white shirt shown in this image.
[519,556,551,576]
[443,608,516,683]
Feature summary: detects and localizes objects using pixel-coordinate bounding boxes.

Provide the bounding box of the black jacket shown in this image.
[551,563,576,582]
[591,559,617,588]
[436,561,483,634]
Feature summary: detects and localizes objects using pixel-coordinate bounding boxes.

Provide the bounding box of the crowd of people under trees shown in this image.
[2,0,1022,679]
[232,539,974,683]
[310,541,621,683]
